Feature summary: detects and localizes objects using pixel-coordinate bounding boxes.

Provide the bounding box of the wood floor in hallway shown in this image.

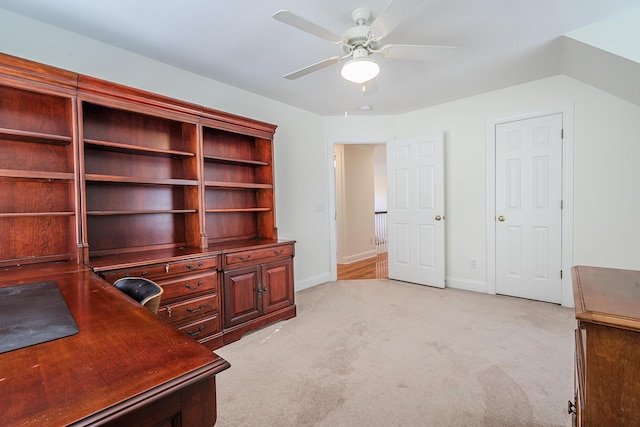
[337,253,388,280]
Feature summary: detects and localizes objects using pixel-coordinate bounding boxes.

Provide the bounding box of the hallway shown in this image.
[337,253,388,280]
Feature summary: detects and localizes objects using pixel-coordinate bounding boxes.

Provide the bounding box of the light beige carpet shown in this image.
[215,279,575,426]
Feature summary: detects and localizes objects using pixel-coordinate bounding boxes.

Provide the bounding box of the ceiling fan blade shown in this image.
[284,56,343,80]
[379,44,458,61]
[273,10,343,43]
[369,0,426,39]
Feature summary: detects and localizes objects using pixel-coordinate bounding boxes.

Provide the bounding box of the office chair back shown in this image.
[113,277,164,314]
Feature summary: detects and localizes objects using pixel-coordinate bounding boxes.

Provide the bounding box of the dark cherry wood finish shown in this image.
[0,262,229,427]
[94,249,225,350]
[571,265,640,426]
[73,74,296,347]
[0,56,80,268]
[79,97,201,257]
[0,51,296,360]
[221,240,296,345]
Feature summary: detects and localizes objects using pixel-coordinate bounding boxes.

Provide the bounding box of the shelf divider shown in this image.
[205,181,273,189]
[87,209,197,216]
[0,127,72,145]
[206,208,271,213]
[203,155,269,167]
[85,174,199,186]
[0,169,74,180]
[84,138,195,158]
[0,211,75,218]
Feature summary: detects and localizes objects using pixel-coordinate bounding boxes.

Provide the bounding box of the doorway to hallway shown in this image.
[334,143,388,280]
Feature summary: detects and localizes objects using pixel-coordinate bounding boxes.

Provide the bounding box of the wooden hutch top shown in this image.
[0,51,297,425]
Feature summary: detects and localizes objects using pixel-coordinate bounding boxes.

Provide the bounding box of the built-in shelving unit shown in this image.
[202,124,277,244]
[0,52,295,351]
[0,81,79,267]
[80,101,201,258]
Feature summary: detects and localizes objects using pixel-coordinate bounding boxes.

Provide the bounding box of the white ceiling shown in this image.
[1,0,639,116]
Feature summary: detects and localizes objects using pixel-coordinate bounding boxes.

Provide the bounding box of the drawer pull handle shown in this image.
[185,280,203,290]
[166,306,172,318]
[186,261,204,270]
[186,304,205,313]
[186,325,205,337]
[273,249,283,255]
[238,254,252,261]
[165,263,170,273]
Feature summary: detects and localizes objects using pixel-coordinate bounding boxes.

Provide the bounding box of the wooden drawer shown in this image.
[100,256,218,283]
[178,315,221,340]
[159,294,219,325]
[157,271,218,302]
[223,244,293,268]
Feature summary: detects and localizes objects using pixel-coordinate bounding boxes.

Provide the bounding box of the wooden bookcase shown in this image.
[0,53,296,350]
[202,122,277,244]
[79,98,202,258]
[0,58,80,268]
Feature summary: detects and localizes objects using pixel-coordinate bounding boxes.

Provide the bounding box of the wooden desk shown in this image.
[571,265,640,426]
[0,263,230,426]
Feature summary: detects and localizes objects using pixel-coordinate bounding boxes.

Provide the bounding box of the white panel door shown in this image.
[495,113,562,303]
[387,133,445,287]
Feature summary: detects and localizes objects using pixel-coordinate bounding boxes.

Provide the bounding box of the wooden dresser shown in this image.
[570,265,640,426]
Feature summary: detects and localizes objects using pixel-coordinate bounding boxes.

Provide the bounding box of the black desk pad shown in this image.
[0,280,79,354]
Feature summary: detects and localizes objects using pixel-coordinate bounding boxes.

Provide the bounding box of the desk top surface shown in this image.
[573,265,640,331]
[0,262,230,426]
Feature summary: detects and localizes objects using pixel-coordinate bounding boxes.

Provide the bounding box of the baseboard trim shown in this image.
[297,274,489,294]
[295,272,332,292]
[339,250,377,265]
[446,277,489,294]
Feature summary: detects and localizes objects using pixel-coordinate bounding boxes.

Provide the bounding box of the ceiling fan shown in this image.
[273,0,457,84]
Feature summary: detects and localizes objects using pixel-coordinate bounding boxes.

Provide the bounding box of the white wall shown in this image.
[0,10,332,291]
[342,145,376,264]
[3,9,640,297]
[398,74,640,289]
[373,144,387,212]
[335,144,377,265]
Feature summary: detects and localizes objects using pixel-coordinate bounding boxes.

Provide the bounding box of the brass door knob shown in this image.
[498,215,505,222]
[435,215,442,221]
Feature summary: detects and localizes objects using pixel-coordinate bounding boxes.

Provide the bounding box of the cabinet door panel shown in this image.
[262,259,294,314]
[223,266,261,327]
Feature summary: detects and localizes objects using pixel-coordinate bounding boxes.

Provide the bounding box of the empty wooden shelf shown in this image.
[0,51,296,355]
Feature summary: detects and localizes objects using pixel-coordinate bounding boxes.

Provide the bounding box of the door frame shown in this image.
[486,105,574,307]
[328,135,391,282]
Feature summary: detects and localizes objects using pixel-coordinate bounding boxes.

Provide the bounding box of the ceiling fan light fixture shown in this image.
[341,58,380,84]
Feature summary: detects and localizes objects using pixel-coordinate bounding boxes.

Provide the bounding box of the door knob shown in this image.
[435,215,442,221]
[498,215,505,222]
